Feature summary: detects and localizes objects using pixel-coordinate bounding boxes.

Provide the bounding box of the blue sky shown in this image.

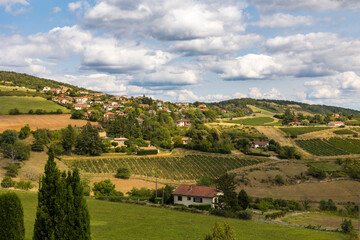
[1,0,360,110]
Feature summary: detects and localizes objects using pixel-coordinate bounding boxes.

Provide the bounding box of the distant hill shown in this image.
[207,98,360,115]
[0,71,84,92]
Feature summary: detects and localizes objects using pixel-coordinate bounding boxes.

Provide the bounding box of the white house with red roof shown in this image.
[176,119,191,127]
[328,121,345,127]
[172,185,222,208]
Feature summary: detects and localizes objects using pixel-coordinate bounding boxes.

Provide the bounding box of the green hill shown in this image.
[0,96,70,115]
[207,98,360,116]
[3,189,348,240]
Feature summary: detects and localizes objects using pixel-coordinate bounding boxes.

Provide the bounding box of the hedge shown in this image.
[189,204,212,211]
[137,149,158,155]
[265,211,287,220]
[154,197,162,204]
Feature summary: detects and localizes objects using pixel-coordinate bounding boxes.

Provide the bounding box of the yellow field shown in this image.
[0,114,94,132]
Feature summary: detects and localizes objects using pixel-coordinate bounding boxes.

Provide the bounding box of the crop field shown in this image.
[0,114,92,132]
[333,129,356,135]
[65,155,266,180]
[225,117,274,125]
[295,139,349,156]
[280,127,331,136]
[0,96,70,115]
[1,189,347,240]
[326,138,360,154]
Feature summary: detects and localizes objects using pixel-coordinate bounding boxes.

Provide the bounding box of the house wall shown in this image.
[173,195,216,207]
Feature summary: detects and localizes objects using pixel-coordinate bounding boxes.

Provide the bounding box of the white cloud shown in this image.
[253,13,314,28]
[308,86,341,99]
[248,0,360,12]
[53,6,61,13]
[248,87,282,99]
[84,0,246,41]
[335,71,360,90]
[232,92,247,98]
[171,34,262,55]
[0,0,29,14]
[209,54,282,80]
[68,1,82,12]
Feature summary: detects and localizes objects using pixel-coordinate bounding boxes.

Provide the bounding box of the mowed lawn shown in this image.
[0,96,70,114]
[225,117,274,125]
[0,190,349,240]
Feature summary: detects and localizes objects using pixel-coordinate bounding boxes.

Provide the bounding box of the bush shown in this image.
[126,187,152,198]
[15,181,33,190]
[274,175,285,185]
[92,179,124,197]
[154,197,162,204]
[115,167,131,179]
[137,149,158,155]
[307,167,326,180]
[319,199,337,211]
[341,219,354,233]
[189,204,212,211]
[265,211,287,220]
[5,163,21,177]
[209,208,236,218]
[1,176,16,188]
[236,210,252,220]
[9,108,20,115]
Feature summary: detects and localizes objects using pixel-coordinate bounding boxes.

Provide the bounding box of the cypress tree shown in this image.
[33,148,60,240]
[76,122,102,156]
[0,192,25,240]
[238,189,250,210]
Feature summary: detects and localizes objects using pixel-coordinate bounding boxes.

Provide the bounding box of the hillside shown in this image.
[207,98,360,115]
[0,71,83,92]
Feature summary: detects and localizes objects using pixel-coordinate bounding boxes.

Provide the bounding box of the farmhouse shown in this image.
[104,112,115,119]
[328,121,345,127]
[73,103,90,110]
[138,146,159,153]
[182,137,191,145]
[176,119,191,127]
[252,141,269,148]
[102,137,128,147]
[288,121,301,126]
[172,185,221,208]
[43,86,51,92]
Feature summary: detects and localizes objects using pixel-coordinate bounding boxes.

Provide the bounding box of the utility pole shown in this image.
[161,188,165,205]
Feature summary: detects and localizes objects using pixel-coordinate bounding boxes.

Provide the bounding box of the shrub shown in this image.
[9,108,20,115]
[15,181,33,190]
[5,163,21,177]
[189,204,212,211]
[274,175,285,185]
[209,209,236,218]
[1,176,16,188]
[341,219,354,233]
[319,199,337,211]
[126,187,152,198]
[307,167,326,180]
[265,211,287,220]
[154,197,162,204]
[92,179,124,197]
[137,149,158,155]
[236,210,252,220]
[115,167,131,179]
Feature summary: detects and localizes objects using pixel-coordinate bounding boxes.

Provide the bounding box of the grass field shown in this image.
[280,127,331,136]
[333,129,356,135]
[281,212,358,230]
[0,85,36,92]
[296,139,349,156]
[307,161,342,172]
[0,189,349,240]
[0,114,93,132]
[65,155,266,180]
[225,117,274,125]
[0,96,70,115]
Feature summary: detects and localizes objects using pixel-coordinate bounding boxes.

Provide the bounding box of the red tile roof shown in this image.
[172,185,219,198]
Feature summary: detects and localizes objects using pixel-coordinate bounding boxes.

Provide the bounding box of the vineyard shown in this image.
[225,117,274,125]
[327,138,360,154]
[279,127,330,136]
[333,129,355,135]
[65,155,266,180]
[296,139,349,156]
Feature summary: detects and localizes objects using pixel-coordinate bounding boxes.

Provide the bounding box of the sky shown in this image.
[1,0,360,110]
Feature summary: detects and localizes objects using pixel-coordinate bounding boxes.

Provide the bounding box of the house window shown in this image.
[193,197,203,203]
[187,197,191,201]
[178,196,182,201]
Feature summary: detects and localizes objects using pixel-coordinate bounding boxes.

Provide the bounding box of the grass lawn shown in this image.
[225,117,275,125]
[0,190,348,240]
[308,161,342,172]
[281,212,358,230]
[0,96,70,115]
[280,127,331,136]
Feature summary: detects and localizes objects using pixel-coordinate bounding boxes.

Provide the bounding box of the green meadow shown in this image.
[0,189,349,240]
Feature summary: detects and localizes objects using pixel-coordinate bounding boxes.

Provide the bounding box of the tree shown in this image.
[1,176,16,188]
[238,190,250,210]
[33,149,91,239]
[0,192,25,240]
[204,222,235,240]
[2,141,30,161]
[341,219,354,233]
[19,124,31,139]
[76,122,102,156]
[115,168,131,179]
[216,173,239,211]
[0,129,18,144]
[61,125,76,153]
[197,176,216,187]
[92,179,123,197]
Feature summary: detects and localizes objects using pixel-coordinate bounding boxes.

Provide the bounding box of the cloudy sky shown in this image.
[1,0,360,109]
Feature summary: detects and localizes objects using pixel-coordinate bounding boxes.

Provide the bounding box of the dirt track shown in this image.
[0,114,93,132]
